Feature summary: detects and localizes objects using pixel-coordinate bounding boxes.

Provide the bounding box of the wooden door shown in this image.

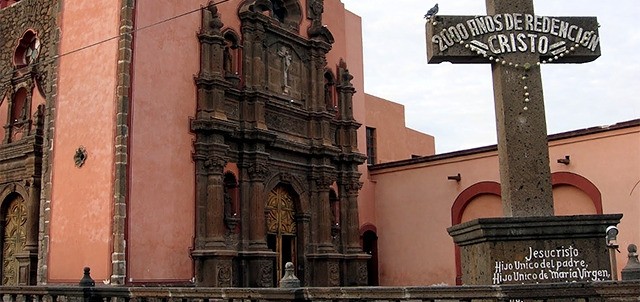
[266,186,297,281]
[2,195,26,285]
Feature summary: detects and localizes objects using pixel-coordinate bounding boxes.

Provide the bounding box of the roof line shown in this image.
[368,119,640,171]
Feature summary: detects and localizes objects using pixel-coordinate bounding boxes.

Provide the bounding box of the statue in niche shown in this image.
[277,46,292,93]
[223,46,232,74]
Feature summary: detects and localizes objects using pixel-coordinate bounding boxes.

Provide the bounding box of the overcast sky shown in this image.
[340,0,640,154]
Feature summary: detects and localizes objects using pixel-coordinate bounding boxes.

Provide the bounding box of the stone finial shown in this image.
[79,267,95,287]
[279,262,300,288]
[621,244,640,280]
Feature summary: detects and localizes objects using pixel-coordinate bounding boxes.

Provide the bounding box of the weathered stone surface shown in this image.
[426,16,601,64]
[426,0,602,217]
[621,244,640,280]
[448,214,622,285]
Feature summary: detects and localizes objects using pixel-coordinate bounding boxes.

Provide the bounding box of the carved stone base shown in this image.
[307,253,342,286]
[15,251,38,285]
[191,249,237,287]
[240,250,277,287]
[448,214,622,285]
[344,253,370,286]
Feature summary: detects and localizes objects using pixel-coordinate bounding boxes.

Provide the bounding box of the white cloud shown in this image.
[342,0,640,153]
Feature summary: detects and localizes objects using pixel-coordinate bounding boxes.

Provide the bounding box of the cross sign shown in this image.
[425,0,601,217]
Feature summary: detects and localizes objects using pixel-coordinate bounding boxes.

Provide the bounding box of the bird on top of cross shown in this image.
[424,3,438,20]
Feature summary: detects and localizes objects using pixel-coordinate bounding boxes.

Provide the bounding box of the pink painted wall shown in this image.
[365,94,435,164]
[368,124,640,285]
[128,0,212,282]
[49,0,120,282]
[335,9,377,228]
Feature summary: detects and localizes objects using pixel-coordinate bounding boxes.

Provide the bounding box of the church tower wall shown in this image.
[47,0,120,282]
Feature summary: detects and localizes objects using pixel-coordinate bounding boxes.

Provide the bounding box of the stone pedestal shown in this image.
[448,214,622,285]
[191,249,237,287]
[344,253,370,286]
[240,250,277,287]
[15,251,37,285]
[307,253,343,286]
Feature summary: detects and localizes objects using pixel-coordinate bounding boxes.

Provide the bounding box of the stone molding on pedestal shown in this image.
[448,214,622,285]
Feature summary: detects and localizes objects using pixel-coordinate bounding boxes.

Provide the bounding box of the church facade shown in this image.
[1,0,637,288]
[0,0,395,287]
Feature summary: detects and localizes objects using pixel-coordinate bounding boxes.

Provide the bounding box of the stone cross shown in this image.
[426,0,601,217]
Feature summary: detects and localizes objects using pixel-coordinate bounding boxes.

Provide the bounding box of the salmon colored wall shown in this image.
[365,94,435,164]
[554,185,596,215]
[460,194,502,222]
[369,124,639,285]
[339,9,377,229]
[49,0,120,282]
[128,0,213,282]
[406,128,435,157]
[548,126,640,276]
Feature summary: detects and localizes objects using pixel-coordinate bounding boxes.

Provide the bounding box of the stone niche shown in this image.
[448,214,622,285]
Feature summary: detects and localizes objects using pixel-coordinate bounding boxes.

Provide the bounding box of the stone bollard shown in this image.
[279,262,300,288]
[79,267,95,287]
[621,244,640,280]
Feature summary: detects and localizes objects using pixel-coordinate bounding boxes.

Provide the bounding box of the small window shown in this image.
[13,30,40,67]
[366,127,377,165]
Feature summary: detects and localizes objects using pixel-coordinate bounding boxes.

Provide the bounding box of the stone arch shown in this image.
[223,172,240,231]
[551,171,603,214]
[264,172,309,214]
[238,0,302,30]
[0,183,29,209]
[323,69,336,110]
[451,181,501,226]
[359,223,378,286]
[450,175,602,284]
[271,0,302,29]
[450,181,501,285]
[222,29,241,77]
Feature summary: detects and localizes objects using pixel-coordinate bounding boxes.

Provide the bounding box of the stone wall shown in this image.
[0,0,61,285]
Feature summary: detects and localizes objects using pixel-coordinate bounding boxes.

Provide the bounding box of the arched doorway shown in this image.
[361,228,378,286]
[266,185,298,281]
[1,193,27,285]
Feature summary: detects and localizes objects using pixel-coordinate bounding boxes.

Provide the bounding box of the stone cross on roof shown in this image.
[425,0,601,217]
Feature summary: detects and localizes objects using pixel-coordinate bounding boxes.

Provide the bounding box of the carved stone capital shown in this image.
[346,180,363,195]
[314,174,335,190]
[204,156,226,174]
[248,163,269,181]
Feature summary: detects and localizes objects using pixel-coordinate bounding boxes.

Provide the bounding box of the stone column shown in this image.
[247,162,268,248]
[343,175,369,286]
[192,151,237,287]
[315,175,334,252]
[244,161,276,287]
